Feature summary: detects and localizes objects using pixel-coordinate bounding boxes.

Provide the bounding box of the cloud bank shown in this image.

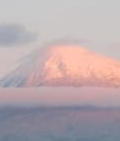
[0,44,120,87]
[0,106,120,141]
[0,24,37,46]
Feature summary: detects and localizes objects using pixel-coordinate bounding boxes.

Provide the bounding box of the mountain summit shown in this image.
[1,44,120,87]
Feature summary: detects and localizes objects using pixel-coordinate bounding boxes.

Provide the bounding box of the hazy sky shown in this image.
[0,0,120,77]
[0,0,120,42]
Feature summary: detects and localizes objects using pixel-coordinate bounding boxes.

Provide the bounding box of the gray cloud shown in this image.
[0,24,38,46]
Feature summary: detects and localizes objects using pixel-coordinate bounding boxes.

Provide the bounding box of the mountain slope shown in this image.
[1,44,120,87]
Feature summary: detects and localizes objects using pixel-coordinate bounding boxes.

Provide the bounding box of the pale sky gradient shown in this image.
[0,0,119,41]
[0,0,120,45]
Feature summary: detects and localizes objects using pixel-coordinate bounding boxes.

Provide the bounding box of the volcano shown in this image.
[1,44,120,87]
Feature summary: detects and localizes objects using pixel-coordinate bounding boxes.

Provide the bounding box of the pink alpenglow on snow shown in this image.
[1,44,120,87]
[32,45,120,87]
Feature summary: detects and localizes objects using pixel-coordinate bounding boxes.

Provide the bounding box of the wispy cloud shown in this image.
[0,24,38,47]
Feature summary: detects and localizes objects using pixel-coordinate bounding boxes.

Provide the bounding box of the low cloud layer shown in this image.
[0,24,37,46]
[0,106,119,141]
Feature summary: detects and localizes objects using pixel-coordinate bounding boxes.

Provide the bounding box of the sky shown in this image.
[0,1,120,46]
[0,0,120,106]
[0,0,120,44]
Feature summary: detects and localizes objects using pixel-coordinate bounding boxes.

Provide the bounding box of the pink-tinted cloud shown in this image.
[0,87,120,107]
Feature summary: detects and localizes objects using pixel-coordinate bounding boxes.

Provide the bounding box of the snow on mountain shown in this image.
[1,44,120,87]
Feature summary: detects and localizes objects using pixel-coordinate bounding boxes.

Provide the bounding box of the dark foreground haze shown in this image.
[0,106,120,141]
